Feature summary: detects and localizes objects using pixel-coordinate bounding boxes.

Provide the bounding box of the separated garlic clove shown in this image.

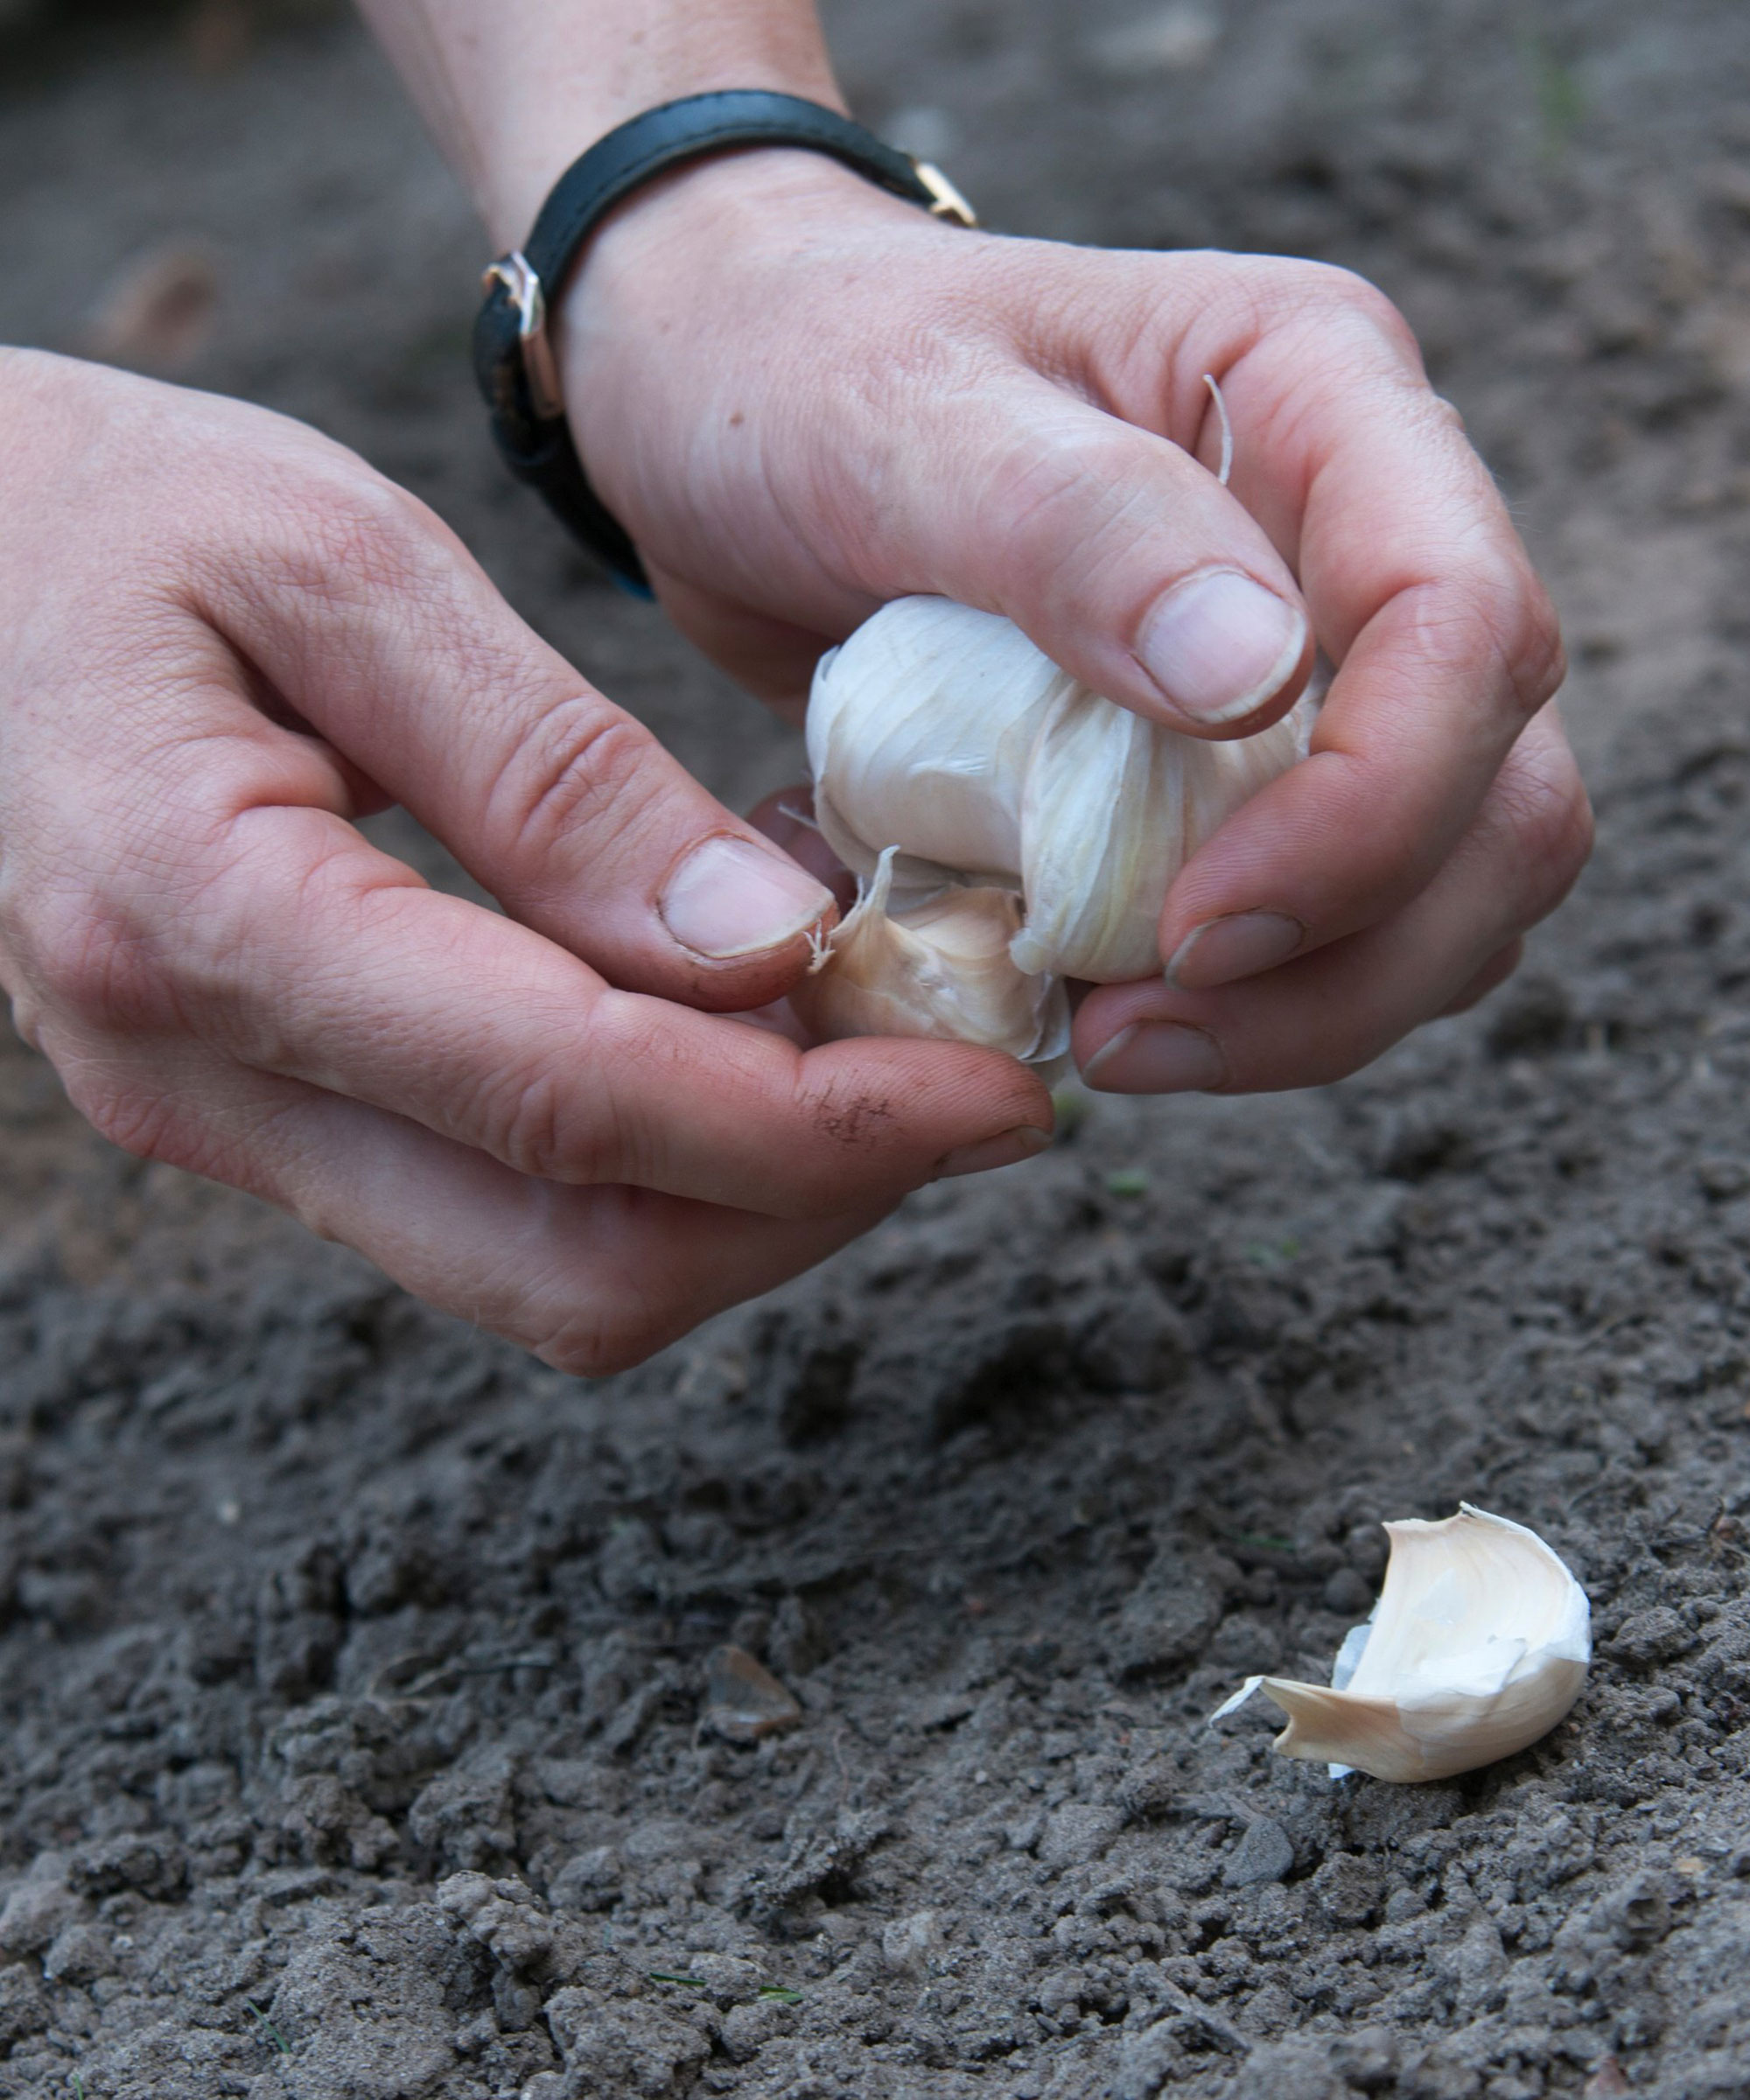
[788,848,1070,1066]
[1211,1505,1591,1784]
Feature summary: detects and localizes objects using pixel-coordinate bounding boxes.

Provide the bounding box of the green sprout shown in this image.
[1050,1085,1093,1143]
[245,2002,290,2057]
[1518,27,1585,157]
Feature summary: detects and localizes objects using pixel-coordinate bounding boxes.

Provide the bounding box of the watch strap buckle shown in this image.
[911,160,977,228]
[483,250,565,423]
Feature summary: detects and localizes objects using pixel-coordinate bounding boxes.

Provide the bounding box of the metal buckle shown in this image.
[911,160,978,228]
[483,250,565,422]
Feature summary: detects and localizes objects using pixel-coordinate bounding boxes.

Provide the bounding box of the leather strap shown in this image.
[473,90,976,598]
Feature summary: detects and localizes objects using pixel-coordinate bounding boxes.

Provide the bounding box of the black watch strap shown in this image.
[472,89,976,598]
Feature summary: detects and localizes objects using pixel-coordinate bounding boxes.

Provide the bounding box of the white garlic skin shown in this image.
[788,848,1070,1066]
[807,595,1308,985]
[1212,1505,1591,1785]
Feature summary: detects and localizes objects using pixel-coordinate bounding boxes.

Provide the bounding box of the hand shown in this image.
[559,153,1591,1092]
[0,351,1050,1368]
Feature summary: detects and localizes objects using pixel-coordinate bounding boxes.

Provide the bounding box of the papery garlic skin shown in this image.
[808,596,1308,986]
[809,604,1059,901]
[1212,1506,1591,1785]
[788,849,1070,1066]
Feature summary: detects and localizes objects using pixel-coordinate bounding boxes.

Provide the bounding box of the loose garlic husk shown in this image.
[801,596,1308,1059]
[1211,1505,1591,1784]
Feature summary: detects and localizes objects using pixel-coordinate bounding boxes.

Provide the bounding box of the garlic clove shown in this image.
[1011,685,1176,983]
[1211,1505,1591,1784]
[808,600,1067,894]
[789,848,1070,1067]
[1014,685,1311,982]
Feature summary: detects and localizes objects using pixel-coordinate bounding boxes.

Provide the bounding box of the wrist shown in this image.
[554,142,945,368]
[562,143,914,314]
[479,63,848,253]
[550,144,942,498]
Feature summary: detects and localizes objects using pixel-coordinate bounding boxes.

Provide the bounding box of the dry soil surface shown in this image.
[1,4,1749,2096]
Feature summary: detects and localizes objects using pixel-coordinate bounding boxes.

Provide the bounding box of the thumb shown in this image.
[206,478,836,1012]
[894,381,1312,738]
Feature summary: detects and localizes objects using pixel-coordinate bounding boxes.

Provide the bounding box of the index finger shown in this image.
[1136,267,1569,987]
[144,779,1054,1220]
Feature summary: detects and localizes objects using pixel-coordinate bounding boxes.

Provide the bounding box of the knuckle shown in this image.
[4,985,45,1052]
[1414,561,1568,726]
[1253,259,1419,361]
[535,1303,674,1378]
[5,886,170,1037]
[1508,592,1568,717]
[481,692,662,873]
[267,461,450,612]
[1494,747,1594,928]
[970,420,1144,603]
[472,1060,621,1186]
[1460,563,1567,722]
[1442,941,1524,1018]
[63,1068,183,1167]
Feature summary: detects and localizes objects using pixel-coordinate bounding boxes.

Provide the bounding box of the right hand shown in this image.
[560,155,1588,1100]
[0,351,1051,1370]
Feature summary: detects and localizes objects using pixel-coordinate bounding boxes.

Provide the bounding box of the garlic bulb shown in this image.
[802,597,1306,1058]
[789,849,1069,1064]
[1211,1505,1591,1784]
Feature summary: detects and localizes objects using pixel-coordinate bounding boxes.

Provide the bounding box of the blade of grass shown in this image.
[245,2000,290,2057]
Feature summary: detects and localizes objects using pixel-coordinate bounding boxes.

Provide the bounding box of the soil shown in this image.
[3,3,1750,2096]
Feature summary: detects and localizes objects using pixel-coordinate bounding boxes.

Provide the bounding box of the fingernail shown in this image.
[659,835,835,960]
[1138,570,1306,724]
[1082,1021,1227,1095]
[934,1125,1053,1180]
[1166,911,1304,990]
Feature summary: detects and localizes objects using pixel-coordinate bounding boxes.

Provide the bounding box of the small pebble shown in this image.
[1223,1815,1294,1888]
[702,1646,802,1744]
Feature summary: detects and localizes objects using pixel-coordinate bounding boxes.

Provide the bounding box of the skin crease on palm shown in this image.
[0,0,1592,1372]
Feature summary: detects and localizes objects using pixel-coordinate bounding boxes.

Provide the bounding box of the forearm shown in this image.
[356,0,844,247]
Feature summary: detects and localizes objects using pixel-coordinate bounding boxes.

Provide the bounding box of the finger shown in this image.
[1074,707,1589,1093]
[1096,261,1573,985]
[51,1032,891,1374]
[646,560,834,724]
[878,376,1313,738]
[556,187,1311,738]
[192,459,836,1012]
[1438,940,1522,1018]
[113,752,1054,1216]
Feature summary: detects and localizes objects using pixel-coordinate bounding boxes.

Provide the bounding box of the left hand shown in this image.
[556,150,1591,1094]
